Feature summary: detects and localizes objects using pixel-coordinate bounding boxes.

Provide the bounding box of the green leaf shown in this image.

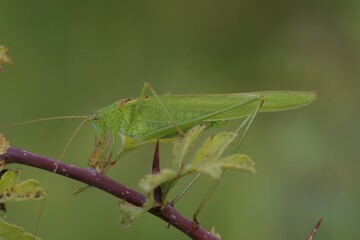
[184,132,256,178]
[184,132,236,176]
[0,134,9,171]
[210,226,222,239]
[204,154,255,178]
[139,169,177,195]
[0,169,46,203]
[118,200,146,228]
[0,218,41,240]
[193,132,237,164]
[171,125,206,172]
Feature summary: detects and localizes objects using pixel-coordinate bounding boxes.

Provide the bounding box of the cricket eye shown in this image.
[92,116,98,121]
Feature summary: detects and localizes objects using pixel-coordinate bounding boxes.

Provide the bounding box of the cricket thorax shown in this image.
[91,102,127,135]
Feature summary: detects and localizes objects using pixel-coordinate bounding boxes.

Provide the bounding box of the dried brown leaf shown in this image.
[0,133,9,155]
[0,45,12,72]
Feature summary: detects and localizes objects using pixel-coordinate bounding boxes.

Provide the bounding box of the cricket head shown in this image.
[91,102,124,136]
[91,112,106,136]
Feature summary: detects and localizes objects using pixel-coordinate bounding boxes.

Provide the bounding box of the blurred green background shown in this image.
[1,1,359,239]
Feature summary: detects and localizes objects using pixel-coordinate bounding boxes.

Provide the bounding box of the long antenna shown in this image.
[33,117,89,236]
[0,116,88,129]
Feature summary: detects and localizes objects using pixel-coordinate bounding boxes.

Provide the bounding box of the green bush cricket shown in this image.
[0,82,317,236]
[1,82,317,164]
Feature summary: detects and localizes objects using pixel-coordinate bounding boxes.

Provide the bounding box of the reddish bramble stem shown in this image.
[1,146,220,240]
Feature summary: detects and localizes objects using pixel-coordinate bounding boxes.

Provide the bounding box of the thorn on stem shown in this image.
[306,217,323,240]
[152,140,163,203]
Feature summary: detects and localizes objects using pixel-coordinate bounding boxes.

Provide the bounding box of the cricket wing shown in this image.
[126,91,316,141]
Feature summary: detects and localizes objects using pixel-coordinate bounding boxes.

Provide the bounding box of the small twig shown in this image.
[1,146,220,240]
